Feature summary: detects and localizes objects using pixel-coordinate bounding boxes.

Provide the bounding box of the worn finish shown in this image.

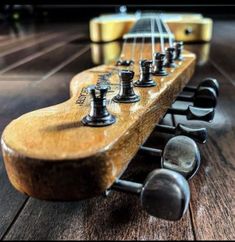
[0,19,234,240]
[1,42,196,200]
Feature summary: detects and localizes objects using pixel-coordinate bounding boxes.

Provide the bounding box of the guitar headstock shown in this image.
[1,13,218,221]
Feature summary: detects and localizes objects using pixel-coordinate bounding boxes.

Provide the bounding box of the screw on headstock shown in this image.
[134,59,156,87]
[140,135,201,180]
[155,123,207,144]
[176,86,217,108]
[174,41,184,61]
[113,70,140,103]
[82,85,116,127]
[111,168,190,221]
[165,47,177,68]
[152,52,168,76]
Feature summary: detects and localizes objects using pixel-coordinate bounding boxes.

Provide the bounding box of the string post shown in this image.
[82,85,116,127]
[113,70,140,103]
[165,47,177,68]
[174,41,184,61]
[152,52,168,76]
[134,60,156,87]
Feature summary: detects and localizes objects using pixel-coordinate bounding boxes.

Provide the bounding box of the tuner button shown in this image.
[152,52,168,76]
[82,85,116,127]
[194,87,217,108]
[165,47,177,68]
[199,78,220,96]
[112,168,190,221]
[174,41,184,61]
[113,70,140,103]
[175,124,207,144]
[141,169,190,221]
[161,135,201,180]
[134,60,156,87]
[188,106,215,122]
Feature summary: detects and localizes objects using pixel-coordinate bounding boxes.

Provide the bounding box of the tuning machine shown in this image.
[184,78,219,97]
[106,135,201,221]
[176,86,217,108]
[113,69,140,103]
[155,123,207,144]
[111,168,190,221]
[167,105,215,122]
[165,47,177,68]
[174,41,184,61]
[134,59,156,87]
[82,85,116,127]
[140,135,201,180]
[152,52,168,76]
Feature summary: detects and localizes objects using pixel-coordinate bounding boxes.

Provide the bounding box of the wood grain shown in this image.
[1,47,196,200]
[171,52,235,239]
[0,19,234,240]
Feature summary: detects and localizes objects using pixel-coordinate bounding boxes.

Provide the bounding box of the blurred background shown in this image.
[0,3,234,23]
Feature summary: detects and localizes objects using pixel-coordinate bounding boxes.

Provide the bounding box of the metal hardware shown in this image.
[113,70,140,103]
[156,123,207,144]
[82,85,116,127]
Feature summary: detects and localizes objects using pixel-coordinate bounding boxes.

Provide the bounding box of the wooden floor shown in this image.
[0,19,234,240]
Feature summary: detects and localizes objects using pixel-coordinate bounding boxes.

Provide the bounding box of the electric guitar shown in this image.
[90,12,213,43]
[1,13,218,221]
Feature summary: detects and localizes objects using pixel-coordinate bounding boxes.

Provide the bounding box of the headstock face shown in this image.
[1,13,196,201]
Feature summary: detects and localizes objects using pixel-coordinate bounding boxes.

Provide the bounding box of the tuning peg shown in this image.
[134,59,156,87]
[167,105,215,122]
[174,41,184,61]
[152,52,168,76]
[176,86,217,108]
[113,70,140,103]
[155,123,207,144]
[184,78,219,96]
[111,168,190,221]
[82,85,116,127]
[165,47,177,68]
[140,135,201,180]
[116,59,134,66]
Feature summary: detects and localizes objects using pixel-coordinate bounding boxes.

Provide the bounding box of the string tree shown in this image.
[116,59,134,67]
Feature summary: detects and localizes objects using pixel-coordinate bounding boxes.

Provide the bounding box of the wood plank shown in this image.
[0,35,87,77]
[1,20,235,240]
[0,46,91,240]
[0,22,84,50]
[0,47,194,241]
[171,58,235,239]
[0,29,86,72]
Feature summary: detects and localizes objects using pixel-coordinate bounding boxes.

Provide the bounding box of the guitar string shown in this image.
[140,36,145,60]
[120,38,128,59]
[161,13,173,47]
[150,17,155,63]
[156,14,165,53]
[130,35,137,65]
[99,13,169,86]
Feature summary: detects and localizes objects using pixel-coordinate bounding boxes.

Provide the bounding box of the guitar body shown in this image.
[1,48,195,200]
[90,13,213,43]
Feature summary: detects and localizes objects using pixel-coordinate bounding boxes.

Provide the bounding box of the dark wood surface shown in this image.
[0,19,234,240]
